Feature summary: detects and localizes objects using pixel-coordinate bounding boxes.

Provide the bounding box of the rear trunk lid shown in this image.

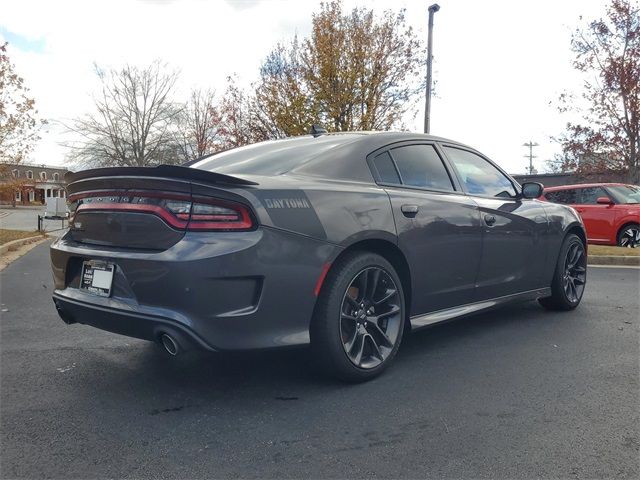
[66,166,257,251]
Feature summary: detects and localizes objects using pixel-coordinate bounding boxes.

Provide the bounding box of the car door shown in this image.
[441,145,548,300]
[368,142,483,315]
[573,187,616,243]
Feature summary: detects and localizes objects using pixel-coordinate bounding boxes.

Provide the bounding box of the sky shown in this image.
[0,0,608,174]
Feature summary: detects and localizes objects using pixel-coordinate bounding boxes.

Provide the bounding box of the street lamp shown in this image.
[424,3,440,134]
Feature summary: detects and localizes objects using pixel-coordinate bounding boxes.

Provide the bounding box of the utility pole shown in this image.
[522,140,539,174]
[424,3,440,134]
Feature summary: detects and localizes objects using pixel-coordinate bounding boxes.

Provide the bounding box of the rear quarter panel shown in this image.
[233,175,397,250]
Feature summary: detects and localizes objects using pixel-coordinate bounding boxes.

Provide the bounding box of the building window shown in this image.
[53,172,59,181]
[15,190,21,202]
[26,170,33,179]
[29,190,35,202]
[40,171,47,180]
[12,169,19,178]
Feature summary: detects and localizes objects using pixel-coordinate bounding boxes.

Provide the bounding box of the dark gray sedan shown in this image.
[51,132,587,382]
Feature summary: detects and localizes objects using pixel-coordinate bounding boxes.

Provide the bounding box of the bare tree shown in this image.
[173,88,222,163]
[66,60,182,167]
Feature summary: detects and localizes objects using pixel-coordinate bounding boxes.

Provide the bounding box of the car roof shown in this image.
[189,131,477,183]
[544,183,629,191]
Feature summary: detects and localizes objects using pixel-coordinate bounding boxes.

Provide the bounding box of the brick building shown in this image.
[0,163,69,206]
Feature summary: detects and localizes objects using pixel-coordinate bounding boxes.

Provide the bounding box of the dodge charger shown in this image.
[51,132,588,381]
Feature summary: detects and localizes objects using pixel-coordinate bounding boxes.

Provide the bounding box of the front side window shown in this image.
[53,173,59,181]
[12,169,19,178]
[26,170,33,179]
[443,147,516,198]
[40,171,47,180]
[606,185,640,204]
[578,187,609,204]
[388,145,454,191]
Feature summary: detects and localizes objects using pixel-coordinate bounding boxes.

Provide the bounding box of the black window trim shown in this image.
[439,143,521,200]
[366,140,460,194]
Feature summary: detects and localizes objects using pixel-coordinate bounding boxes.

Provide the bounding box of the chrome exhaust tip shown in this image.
[160,333,179,356]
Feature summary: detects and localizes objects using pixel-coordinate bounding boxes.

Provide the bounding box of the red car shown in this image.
[540,183,640,247]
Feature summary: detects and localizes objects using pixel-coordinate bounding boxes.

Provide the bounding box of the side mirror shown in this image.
[596,196,613,205]
[521,182,544,199]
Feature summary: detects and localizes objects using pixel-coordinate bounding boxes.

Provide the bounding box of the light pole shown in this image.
[424,3,440,134]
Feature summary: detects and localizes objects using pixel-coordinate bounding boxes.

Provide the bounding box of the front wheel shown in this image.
[310,252,405,382]
[539,233,587,311]
[617,224,640,248]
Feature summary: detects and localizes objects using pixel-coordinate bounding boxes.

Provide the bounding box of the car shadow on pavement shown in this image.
[63,299,563,405]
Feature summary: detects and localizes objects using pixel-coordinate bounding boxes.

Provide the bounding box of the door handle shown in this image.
[401,204,419,217]
[484,214,496,226]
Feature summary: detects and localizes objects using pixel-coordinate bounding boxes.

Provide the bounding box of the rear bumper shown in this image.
[50,227,340,350]
[53,293,214,351]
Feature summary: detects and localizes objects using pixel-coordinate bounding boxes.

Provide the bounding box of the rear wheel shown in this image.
[617,223,640,248]
[310,252,405,382]
[539,233,587,311]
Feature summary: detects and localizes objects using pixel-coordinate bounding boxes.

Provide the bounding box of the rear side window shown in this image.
[372,151,401,184]
[545,189,578,204]
[389,145,454,191]
[443,147,516,198]
[578,187,608,204]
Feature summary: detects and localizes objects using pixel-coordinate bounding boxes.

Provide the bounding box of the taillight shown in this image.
[188,196,254,231]
[68,190,255,232]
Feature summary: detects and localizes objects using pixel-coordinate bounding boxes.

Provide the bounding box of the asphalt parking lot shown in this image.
[1,241,638,479]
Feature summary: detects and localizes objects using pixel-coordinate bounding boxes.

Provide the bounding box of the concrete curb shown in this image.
[0,235,48,255]
[588,255,640,266]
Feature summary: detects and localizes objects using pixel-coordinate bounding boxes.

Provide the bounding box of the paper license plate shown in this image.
[80,261,114,297]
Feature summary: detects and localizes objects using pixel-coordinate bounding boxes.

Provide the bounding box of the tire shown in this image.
[539,233,587,311]
[617,223,640,248]
[310,251,406,382]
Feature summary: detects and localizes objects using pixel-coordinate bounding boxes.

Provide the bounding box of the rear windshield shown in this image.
[189,135,361,176]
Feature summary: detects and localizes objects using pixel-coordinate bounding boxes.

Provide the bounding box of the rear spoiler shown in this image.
[64,165,258,186]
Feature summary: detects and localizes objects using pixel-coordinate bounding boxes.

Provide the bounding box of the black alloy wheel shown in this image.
[562,241,587,303]
[340,267,402,369]
[539,233,587,311]
[310,251,405,382]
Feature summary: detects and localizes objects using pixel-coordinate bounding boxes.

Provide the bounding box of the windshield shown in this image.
[607,185,640,204]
